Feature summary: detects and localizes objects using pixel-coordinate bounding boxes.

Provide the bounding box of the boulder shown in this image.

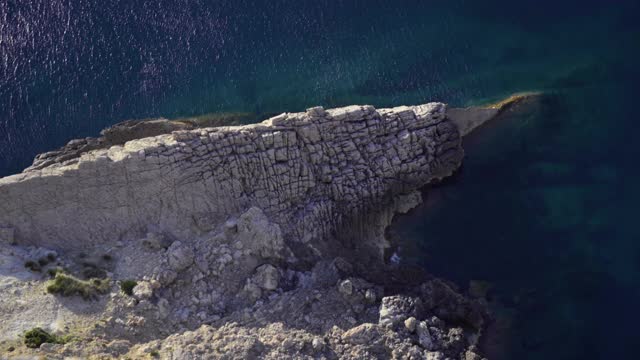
[404,317,417,332]
[236,207,286,260]
[338,279,353,296]
[166,242,194,272]
[341,323,381,345]
[133,281,154,300]
[416,321,436,350]
[252,264,280,291]
[379,295,423,329]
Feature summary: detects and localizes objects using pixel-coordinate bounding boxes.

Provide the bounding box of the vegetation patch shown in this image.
[81,264,107,279]
[120,280,138,296]
[47,267,63,278]
[38,252,57,266]
[37,256,50,266]
[23,327,71,348]
[24,260,41,272]
[25,253,57,273]
[46,272,110,300]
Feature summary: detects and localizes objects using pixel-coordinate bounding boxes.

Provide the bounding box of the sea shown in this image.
[1,1,639,359]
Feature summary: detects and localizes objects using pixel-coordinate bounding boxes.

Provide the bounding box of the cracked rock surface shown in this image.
[0,102,462,261]
[0,99,527,359]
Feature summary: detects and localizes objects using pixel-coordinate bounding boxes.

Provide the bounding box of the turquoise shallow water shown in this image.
[1,1,639,358]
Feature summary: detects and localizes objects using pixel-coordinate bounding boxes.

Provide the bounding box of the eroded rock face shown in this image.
[0,103,463,262]
[0,97,534,359]
[23,113,255,173]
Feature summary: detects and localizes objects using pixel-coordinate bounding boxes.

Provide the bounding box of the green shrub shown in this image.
[47,267,63,278]
[82,265,107,279]
[37,256,50,266]
[24,260,41,272]
[46,273,110,300]
[23,328,70,348]
[120,280,138,296]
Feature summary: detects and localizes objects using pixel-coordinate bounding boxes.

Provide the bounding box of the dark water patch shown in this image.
[395,85,640,358]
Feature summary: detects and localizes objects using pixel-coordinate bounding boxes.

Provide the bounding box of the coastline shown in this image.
[0,95,537,359]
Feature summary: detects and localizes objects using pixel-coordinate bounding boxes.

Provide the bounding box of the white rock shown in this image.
[312,337,324,351]
[416,321,436,350]
[426,352,445,360]
[338,279,353,296]
[365,289,377,303]
[133,281,154,300]
[404,317,417,332]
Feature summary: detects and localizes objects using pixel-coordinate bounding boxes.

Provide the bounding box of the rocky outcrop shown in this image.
[0,96,537,359]
[121,277,486,360]
[24,112,256,172]
[0,103,463,263]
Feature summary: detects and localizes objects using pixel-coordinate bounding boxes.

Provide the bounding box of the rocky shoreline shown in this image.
[0,96,535,359]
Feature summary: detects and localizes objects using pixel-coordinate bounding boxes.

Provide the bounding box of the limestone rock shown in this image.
[133,281,154,300]
[341,323,381,345]
[338,279,354,296]
[236,207,286,260]
[426,351,445,360]
[419,280,487,329]
[0,102,463,263]
[379,295,423,329]
[365,288,377,303]
[416,321,436,350]
[404,317,417,332]
[0,99,508,360]
[252,264,280,291]
[243,281,262,301]
[155,269,178,286]
[166,242,194,272]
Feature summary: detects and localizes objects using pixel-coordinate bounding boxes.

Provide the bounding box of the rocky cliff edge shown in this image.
[0,96,539,359]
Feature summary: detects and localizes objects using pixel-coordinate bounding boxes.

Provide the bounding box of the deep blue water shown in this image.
[1,1,639,359]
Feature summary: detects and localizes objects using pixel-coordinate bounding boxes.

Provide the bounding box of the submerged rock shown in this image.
[447,92,541,136]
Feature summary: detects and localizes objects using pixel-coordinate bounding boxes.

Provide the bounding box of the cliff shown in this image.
[0,96,537,359]
[0,103,463,262]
